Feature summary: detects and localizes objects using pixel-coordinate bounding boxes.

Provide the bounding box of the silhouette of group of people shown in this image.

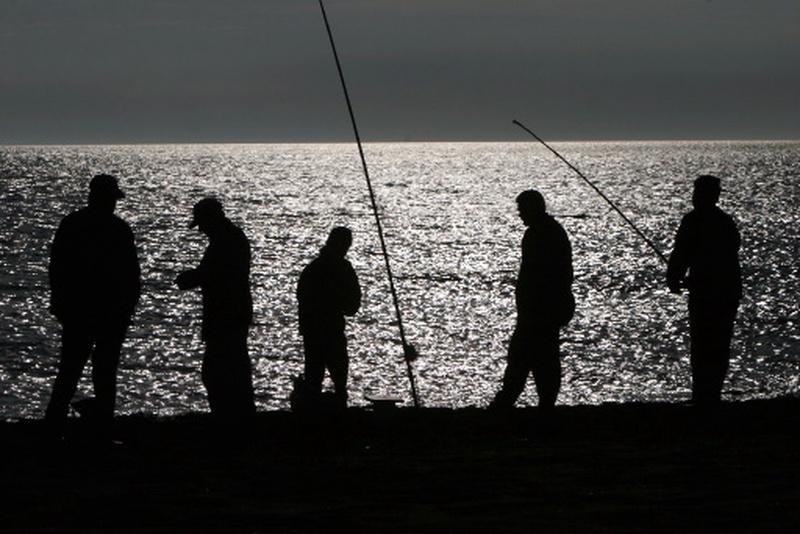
[44,172,741,433]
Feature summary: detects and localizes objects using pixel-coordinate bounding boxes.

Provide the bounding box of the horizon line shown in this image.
[2,137,799,148]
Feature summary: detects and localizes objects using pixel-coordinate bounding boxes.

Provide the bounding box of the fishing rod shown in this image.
[513,119,669,265]
[318,0,420,407]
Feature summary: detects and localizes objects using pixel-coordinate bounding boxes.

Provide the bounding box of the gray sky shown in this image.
[1,1,798,144]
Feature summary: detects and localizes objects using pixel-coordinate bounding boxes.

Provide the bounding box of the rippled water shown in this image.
[1,141,798,420]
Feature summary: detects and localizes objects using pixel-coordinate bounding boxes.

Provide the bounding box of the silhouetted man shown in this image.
[176,198,255,418]
[490,190,574,411]
[297,227,361,407]
[668,175,741,405]
[46,174,141,431]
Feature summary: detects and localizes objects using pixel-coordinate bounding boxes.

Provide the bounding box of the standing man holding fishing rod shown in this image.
[667,175,741,406]
[490,190,575,411]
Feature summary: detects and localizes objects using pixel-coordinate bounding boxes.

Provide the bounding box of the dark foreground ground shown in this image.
[2,397,798,533]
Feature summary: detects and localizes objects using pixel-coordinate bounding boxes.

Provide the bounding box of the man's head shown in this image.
[88,174,125,211]
[516,189,546,226]
[692,175,721,210]
[324,226,352,258]
[189,198,225,234]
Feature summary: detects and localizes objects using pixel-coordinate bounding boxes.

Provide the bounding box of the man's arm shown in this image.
[48,220,70,320]
[667,218,690,294]
[341,261,361,317]
[176,269,202,290]
[122,224,142,314]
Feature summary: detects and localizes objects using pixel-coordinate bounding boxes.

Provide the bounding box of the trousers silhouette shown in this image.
[495,323,561,409]
[689,296,738,404]
[46,321,127,425]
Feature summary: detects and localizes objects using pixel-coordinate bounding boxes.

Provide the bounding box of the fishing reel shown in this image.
[403,343,420,362]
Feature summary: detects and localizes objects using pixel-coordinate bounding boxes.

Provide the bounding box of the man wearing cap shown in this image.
[490,190,574,411]
[176,198,255,418]
[668,175,742,405]
[46,174,141,432]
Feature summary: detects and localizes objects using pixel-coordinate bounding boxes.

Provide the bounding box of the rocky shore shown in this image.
[2,397,798,532]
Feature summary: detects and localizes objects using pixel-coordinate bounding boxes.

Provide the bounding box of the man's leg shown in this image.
[91,322,127,425]
[697,299,738,404]
[302,335,327,394]
[530,325,561,409]
[226,331,255,416]
[327,333,349,406]
[491,327,532,410]
[202,340,224,414]
[203,329,255,417]
[690,297,737,405]
[46,323,93,425]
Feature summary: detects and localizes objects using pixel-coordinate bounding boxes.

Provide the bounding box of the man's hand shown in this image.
[668,278,687,295]
[48,305,65,323]
[176,269,200,290]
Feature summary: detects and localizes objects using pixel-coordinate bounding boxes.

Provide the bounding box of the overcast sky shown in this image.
[1,1,798,144]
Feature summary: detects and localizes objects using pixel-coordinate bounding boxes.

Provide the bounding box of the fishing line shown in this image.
[318,0,420,407]
[513,119,669,265]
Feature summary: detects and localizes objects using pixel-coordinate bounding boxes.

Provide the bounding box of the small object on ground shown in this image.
[71,397,98,419]
[365,394,404,410]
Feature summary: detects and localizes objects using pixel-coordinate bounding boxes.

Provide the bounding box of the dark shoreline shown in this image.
[3,397,798,532]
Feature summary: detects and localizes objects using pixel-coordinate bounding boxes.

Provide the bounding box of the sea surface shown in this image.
[1,141,798,421]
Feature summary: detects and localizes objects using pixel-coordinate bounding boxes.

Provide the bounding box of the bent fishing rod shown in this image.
[318,0,420,407]
[513,119,669,265]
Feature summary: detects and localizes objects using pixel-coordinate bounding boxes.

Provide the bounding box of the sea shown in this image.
[1,141,798,421]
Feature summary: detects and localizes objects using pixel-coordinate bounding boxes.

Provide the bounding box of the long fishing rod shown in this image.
[318,0,420,407]
[513,119,668,265]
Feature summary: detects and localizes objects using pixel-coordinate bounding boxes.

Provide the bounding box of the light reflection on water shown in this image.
[1,141,798,420]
